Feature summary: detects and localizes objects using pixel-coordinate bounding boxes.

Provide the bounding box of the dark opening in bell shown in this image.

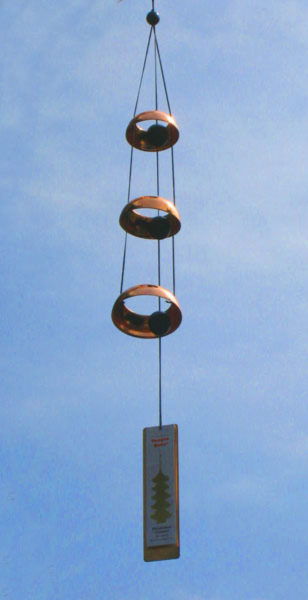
[148,216,170,239]
[146,124,169,148]
[149,311,171,336]
[127,312,143,326]
[146,9,160,26]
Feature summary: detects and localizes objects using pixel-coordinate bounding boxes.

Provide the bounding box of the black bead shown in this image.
[146,9,160,26]
[148,216,170,239]
[149,311,171,336]
[146,124,169,148]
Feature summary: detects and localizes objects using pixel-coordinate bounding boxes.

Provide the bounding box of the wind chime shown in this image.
[112,2,181,562]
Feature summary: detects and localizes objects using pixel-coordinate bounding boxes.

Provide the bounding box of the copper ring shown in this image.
[111,284,182,338]
[119,196,181,239]
[126,110,179,152]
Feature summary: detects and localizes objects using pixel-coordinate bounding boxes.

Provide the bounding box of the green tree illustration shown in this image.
[150,458,172,524]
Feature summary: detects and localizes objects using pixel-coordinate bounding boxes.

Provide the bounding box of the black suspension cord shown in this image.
[153,29,172,115]
[120,147,134,293]
[133,27,153,117]
[120,28,153,294]
[158,337,162,428]
[154,27,161,296]
[171,147,176,295]
[154,28,177,296]
[154,23,162,429]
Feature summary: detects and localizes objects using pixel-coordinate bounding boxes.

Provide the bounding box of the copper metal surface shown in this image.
[111,284,182,338]
[119,196,181,239]
[126,110,179,152]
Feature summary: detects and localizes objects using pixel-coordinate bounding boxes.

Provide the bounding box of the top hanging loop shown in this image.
[146,9,160,26]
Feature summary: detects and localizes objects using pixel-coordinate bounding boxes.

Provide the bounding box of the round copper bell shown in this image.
[111,284,182,338]
[126,110,179,152]
[119,196,181,240]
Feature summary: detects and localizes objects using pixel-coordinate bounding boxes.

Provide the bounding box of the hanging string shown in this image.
[120,233,128,294]
[154,27,176,295]
[120,147,134,293]
[158,337,162,428]
[120,28,153,294]
[154,20,163,429]
[133,27,153,117]
[171,147,176,294]
[156,154,161,298]
[153,29,172,115]
[154,24,161,299]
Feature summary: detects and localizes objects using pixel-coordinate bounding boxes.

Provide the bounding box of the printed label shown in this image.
[144,425,177,548]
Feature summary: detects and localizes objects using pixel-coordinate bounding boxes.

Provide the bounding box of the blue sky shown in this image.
[1,0,308,598]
